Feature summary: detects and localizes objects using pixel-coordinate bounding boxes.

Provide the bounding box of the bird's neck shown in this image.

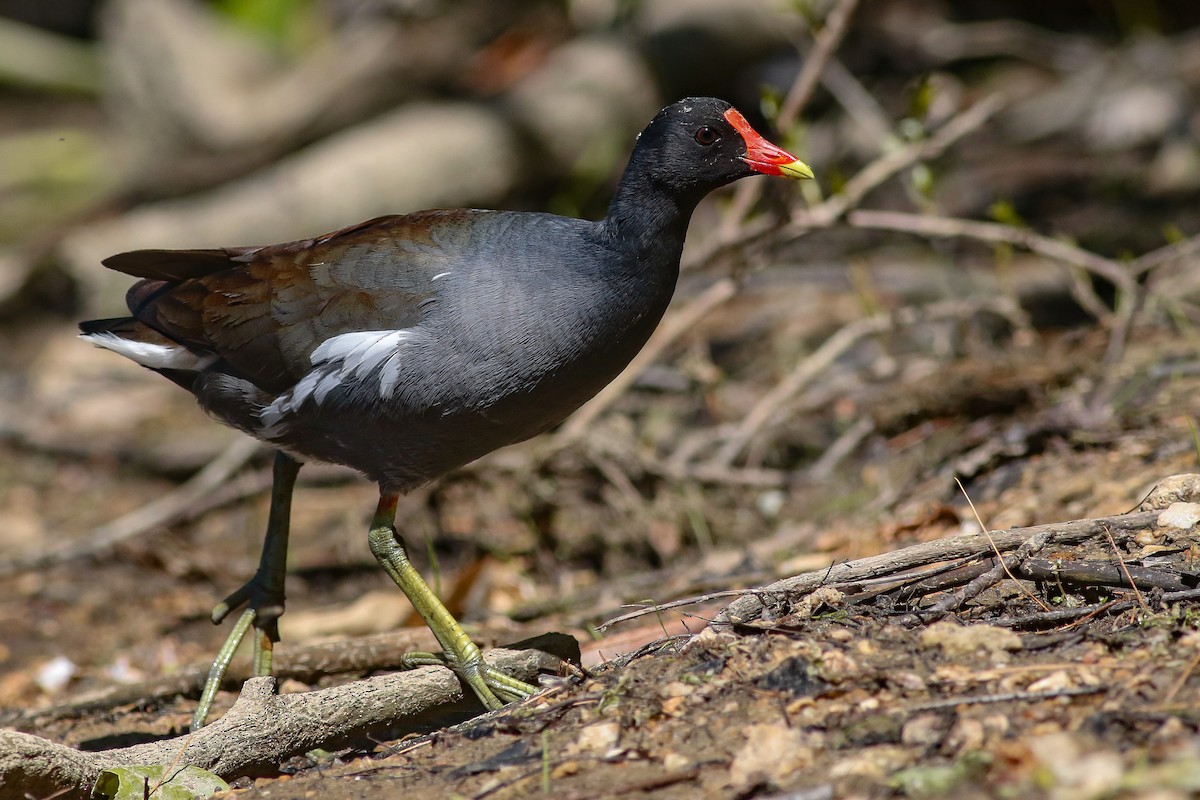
[599,157,703,270]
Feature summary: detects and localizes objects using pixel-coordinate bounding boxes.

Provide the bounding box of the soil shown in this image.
[3,322,1200,799]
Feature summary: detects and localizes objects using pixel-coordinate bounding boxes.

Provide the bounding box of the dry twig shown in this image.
[844,209,1135,316]
[711,509,1158,627]
[925,531,1050,617]
[0,437,261,577]
[710,296,1023,467]
[793,93,1007,228]
[720,0,861,235]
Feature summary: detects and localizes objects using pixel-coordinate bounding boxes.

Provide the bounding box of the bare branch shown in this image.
[845,209,1135,301]
[1130,231,1200,276]
[797,93,1008,227]
[711,509,1159,628]
[778,0,861,129]
[720,0,861,238]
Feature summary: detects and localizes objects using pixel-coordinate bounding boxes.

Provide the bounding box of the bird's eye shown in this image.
[694,126,718,145]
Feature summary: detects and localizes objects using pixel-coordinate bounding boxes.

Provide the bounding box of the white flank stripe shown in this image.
[378,352,404,398]
[311,330,394,364]
[346,332,407,377]
[312,371,343,404]
[259,328,419,432]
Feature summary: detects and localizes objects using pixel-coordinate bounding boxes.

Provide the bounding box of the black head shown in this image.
[628,97,813,198]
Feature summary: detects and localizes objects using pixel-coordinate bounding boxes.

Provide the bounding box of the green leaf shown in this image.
[92,765,230,800]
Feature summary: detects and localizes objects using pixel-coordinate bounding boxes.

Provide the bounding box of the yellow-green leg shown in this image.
[367,493,538,709]
[193,452,301,729]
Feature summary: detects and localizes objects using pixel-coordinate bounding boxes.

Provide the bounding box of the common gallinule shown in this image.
[81,97,813,726]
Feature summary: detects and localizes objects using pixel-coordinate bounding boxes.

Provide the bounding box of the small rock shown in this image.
[35,655,77,694]
[1157,502,1200,531]
[901,713,951,748]
[662,751,691,771]
[729,723,813,790]
[1029,733,1124,797]
[568,721,621,756]
[1027,670,1077,693]
[920,621,1021,660]
[1139,474,1200,511]
[944,717,986,753]
[794,586,845,618]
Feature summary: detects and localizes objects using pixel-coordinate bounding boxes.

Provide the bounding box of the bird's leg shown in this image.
[367,493,539,710]
[192,452,301,729]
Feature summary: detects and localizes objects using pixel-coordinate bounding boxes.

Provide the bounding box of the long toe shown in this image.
[401,649,539,709]
[482,665,539,704]
[456,657,538,710]
[193,575,289,728]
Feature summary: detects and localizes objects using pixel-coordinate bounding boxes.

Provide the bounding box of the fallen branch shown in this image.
[925,531,1050,618]
[1019,557,1195,592]
[8,627,441,726]
[996,587,1200,630]
[711,509,1160,627]
[1,646,566,800]
[872,553,1193,605]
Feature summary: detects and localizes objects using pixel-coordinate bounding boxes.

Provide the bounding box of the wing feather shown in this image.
[99,211,481,393]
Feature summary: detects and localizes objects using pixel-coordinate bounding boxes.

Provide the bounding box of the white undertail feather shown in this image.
[259,329,417,437]
[82,332,217,371]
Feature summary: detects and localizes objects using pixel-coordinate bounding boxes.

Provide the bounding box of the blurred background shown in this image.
[1,0,1199,711]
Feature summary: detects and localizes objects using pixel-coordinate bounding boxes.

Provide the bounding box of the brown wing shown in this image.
[106,212,471,394]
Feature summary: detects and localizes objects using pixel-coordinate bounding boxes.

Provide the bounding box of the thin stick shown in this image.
[796,94,1007,228]
[0,437,261,577]
[845,209,1135,301]
[720,0,860,239]
[779,0,861,129]
[955,476,1051,612]
[711,297,1018,467]
[926,531,1050,617]
[1130,231,1200,276]
[1158,648,1200,710]
[903,686,1102,713]
[1102,525,1149,613]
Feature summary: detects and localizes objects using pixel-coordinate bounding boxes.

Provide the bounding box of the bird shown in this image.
[81,96,813,728]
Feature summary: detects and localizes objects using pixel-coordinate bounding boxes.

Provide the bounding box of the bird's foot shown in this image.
[192,575,286,729]
[399,646,539,710]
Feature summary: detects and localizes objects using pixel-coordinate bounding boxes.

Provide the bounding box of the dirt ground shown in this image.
[4,322,1200,800]
[3,1,1200,798]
